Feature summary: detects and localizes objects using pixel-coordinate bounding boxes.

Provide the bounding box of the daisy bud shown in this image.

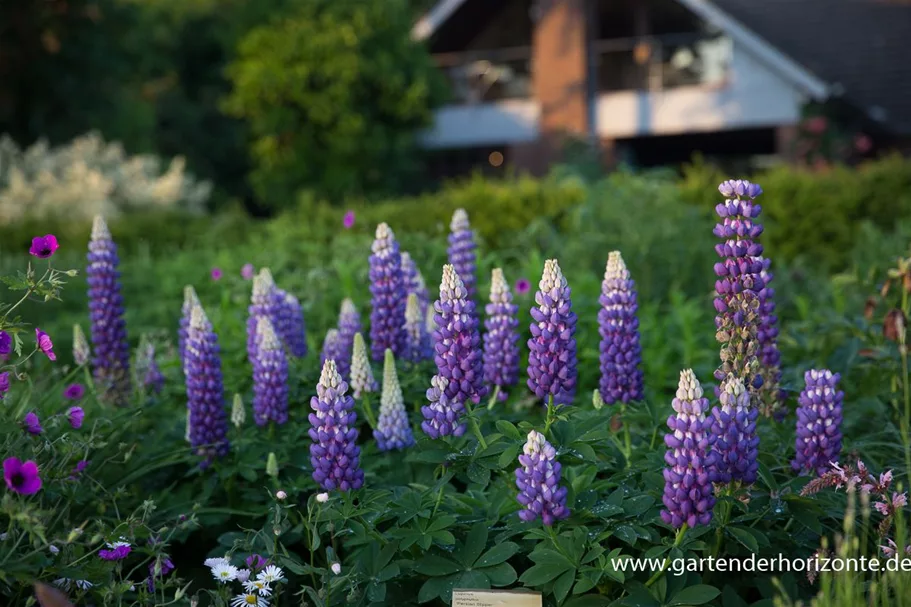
[276,490,287,500]
[331,563,342,575]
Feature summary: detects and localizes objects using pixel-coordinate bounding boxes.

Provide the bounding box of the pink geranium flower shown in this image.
[35,328,56,361]
[29,235,59,259]
[343,211,355,229]
[3,457,42,495]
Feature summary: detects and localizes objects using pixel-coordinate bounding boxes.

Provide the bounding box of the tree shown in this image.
[223,0,446,207]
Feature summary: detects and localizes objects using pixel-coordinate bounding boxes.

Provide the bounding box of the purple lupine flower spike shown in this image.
[336,298,361,378]
[403,293,432,363]
[515,430,570,525]
[448,209,478,302]
[660,370,717,529]
[369,223,407,361]
[320,329,344,369]
[527,259,578,407]
[247,269,282,363]
[87,216,132,405]
[483,268,520,401]
[185,303,230,467]
[253,316,290,426]
[139,342,164,394]
[432,264,487,404]
[710,375,759,485]
[713,180,764,395]
[792,369,844,476]
[598,252,644,405]
[308,359,364,491]
[757,256,784,418]
[401,252,430,320]
[350,332,378,398]
[276,288,308,358]
[421,374,466,438]
[179,285,200,370]
[375,349,415,450]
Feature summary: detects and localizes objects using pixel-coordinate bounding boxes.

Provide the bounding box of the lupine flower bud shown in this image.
[515,430,569,525]
[179,286,200,369]
[710,375,759,485]
[421,374,466,438]
[309,360,364,491]
[401,252,430,320]
[137,342,164,394]
[757,257,784,418]
[253,317,289,426]
[660,370,717,529]
[231,394,246,428]
[73,324,90,366]
[369,223,407,361]
[336,299,361,378]
[432,265,486,404]
[247,269,282,363]
[266,452,279,478]
[598,252,644,404]
[320,329,344,369]
[375,349,415,451]
[527,260,578,406]
[87,216,131,405]
[447,209,478,302]
[713,180,764,399]
[349,333,377,398]
[483,268,520,401]
[403,293,431,363]
[792,369,844,476]
[275,288,308,358]
[185,304,230,468]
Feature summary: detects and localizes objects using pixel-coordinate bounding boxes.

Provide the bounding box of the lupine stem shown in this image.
[645,525,688,587]
[466,401,488,450]
[486,385,501,410]
[543,396,557,436]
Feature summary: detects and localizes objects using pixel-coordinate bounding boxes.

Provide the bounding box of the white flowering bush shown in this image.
[0,132,212,223]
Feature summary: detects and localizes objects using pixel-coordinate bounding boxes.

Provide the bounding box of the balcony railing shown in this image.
[594,32,732,92]
[433,46,532,104]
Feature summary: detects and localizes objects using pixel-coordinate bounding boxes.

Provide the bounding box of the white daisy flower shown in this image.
[256,565,285,583]
[212,563,239,583]
[53,579,72,591]
[75,580,93,590]
[331,562,341,575]
[236,568,252,583]
[243,579,272,596]
[231,593,269,607]
[316,493,329,503]
[205,556,230,568]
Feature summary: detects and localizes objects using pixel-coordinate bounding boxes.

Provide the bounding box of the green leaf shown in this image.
[668,585,721,606]
[553,569,575,605]
[476,542,519,568]
[529,549,574,568]
[367,581,386,602]
[426,515,457,533]
[565,597,613,607]
[727,526,759,553]
[722,585,749,607]
[520,562,573,586]
[498,444,521,469]
[467,463,491,486]
[418,576,452,604]
[484,562,517,587]
[622,495,655,517]
[377,563,400,582]
[414,555,462,577]
[496,420,522,440]
[459,523,490,567]
[757,460,778,491]
[614,525,638,545]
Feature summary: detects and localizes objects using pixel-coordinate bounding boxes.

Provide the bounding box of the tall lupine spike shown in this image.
[403,293,432,363]
[483,268,520,401]
[375,349,415,451]
[713,180,765,397]
[246,269,282,363]
[369,223,407,361]
[138,342,164,394]
[276,288,308,358]
[660,370,717,529]
[336,299,362,378]
[709,375,759,485]
[253,317,290,426]
[73,324,90,366]
[87,215,132,405]
[792,369,844,476]
[432,264,487,404]
[421,374,466,438]
[320,329,344,369]
[401,252,430,319]
[757,257,785,418]
[350,332,378,398]
[448,209,478,302]
[527,259,578,407]
[515,430,570,525]
[308,359,364,491]
[179,285,200,369]
[185,304,230,468]
[598,252,644,405]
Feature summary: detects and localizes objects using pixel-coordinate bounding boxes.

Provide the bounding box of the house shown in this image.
[412,0,911,175]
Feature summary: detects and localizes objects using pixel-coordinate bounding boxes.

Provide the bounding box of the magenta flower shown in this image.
[0,330,11,358]
[515,278,531,295]
[343,210,355,229]
[0,372,9,399]
[23,412,42,435]
[3,457,42,495]
[241,263,255,280]
[35,328,55,361]
[69,459,89,480]
[211,267,223,281]
[68,406,85,429]
[64,383,85,400]
[245,554,269,571]
[29,234,59,259]
[99,540,132,561]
